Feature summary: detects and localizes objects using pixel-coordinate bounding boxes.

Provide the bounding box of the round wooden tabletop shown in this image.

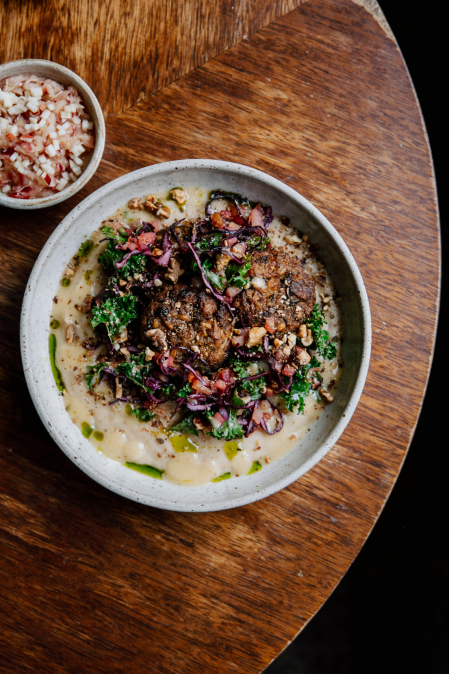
[0,1,440,672]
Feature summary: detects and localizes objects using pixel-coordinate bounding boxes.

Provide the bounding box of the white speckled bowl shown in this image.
[0,59,105,210]
[20,160,371,511]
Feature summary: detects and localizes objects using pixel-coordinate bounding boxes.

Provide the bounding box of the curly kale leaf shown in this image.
[281,356,320,414]
[202,258,226,292]
[101,224,129,243]
[98,240,147,279]
[230,360,267,401]
[85,362,107,391]
[196,232,224,251]
[130,407,155,422]
[170,414,199,436]
[225,259,251,289]
[206,408,245,440]
[245,234,271,250]
[115,351,153,390]
[91,294,139,340]
[306,304,338,359]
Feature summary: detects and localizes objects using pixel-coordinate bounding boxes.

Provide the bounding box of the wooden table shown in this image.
[0,1,439,672]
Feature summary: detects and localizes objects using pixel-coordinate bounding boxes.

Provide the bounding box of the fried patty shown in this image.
[141,284,233,368]
[232,249,315,333]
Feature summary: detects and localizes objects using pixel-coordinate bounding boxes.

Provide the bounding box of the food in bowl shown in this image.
[0,74,95,199]
[50,187,342,485]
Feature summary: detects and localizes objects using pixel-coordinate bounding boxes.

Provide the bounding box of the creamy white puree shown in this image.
[51,187,342,486]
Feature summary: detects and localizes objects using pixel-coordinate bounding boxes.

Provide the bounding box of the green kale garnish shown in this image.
[91,294,139,340]
[85,362,107,391]
[246,234,271,250]
[170,414,199,436]
[101,224,129,243]
[206,408,245,440]
[202,258,226,292]
[230,360,267,400]
[176,382,193,398]
[306,304,338,359]
[115,351,153,390]
[226,259,251,289]
[98,240,147,278]
[281,356,320,414]
[130,407,155,422]
[239,375,267,400]
[230,358,248,379]
[196,232,223,250]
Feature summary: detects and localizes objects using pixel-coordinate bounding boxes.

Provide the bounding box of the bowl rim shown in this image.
[0,58,105,210]
[20,159,372,511]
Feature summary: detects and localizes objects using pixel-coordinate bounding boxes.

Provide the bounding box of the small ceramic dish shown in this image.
[0,59,105,210]
[20,160,371,512]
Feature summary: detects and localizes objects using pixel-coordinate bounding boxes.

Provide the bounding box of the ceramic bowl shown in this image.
[0,59,105,210]
[20,160,371,511]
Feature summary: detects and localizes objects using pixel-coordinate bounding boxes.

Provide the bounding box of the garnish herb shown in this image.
[206,408,245,440]
[226,260,251,289]
[115,351,153,390]
[91,294,139,341]
[281,356,320,414]
[196,232,223,250]
[98,240,146,277]
[50,319,60,329]
[85,362,107,391]
[61,277,71,287]
[170,414,199,436]
[202,258,226,292]
[306,304,338,359]
[246,234,271,250]
[129,407,155,422]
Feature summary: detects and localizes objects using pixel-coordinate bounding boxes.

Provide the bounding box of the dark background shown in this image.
[267,1,448,672]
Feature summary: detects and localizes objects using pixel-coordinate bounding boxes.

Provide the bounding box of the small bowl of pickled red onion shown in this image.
[0,60,105,210]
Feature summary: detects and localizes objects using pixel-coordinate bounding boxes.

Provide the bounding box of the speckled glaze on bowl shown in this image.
[20,160,371,512]
[0,59,105,210]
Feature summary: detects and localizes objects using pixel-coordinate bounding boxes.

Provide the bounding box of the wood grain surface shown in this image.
[0,0,305,116]
[0,0,439,672]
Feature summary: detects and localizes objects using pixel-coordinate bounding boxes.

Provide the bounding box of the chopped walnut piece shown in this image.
[247,326,267,348]
[145,347,155,361]
[314,273,326,285]
[128,197,144,210]
[215,253,231,272]
[145,328,168,352]
[299,324,308,339]
[112,327,128,344]
[291,346,311,367]
[65,266,75,277]
[65,325,75,343]
[120,347,130,359]
[170,188,187,205]
[284,234,301,245]
[165,257,181,284]
[301,328,313,347]
[115,377,123,399]
[145,195,170,218]
[321,388,334,402]
[81,294,93,313]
